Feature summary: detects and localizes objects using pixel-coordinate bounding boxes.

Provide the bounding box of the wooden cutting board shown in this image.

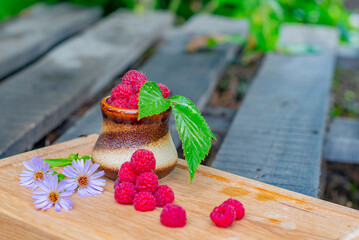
[1,135,359,240]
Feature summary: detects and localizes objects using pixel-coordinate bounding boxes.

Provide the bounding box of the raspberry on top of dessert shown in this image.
[108,70,170,109]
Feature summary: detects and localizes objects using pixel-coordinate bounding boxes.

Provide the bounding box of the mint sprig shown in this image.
[44,153,91,168]
[138,82,216,182]
[138,82,171,119]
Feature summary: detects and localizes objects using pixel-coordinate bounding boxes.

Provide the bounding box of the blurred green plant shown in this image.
[0,0,357,52]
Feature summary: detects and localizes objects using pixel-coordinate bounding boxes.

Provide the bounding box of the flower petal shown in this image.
[34,200,51,209]
[90,170,105,180]
[23,160,36,171]
[54,203,61,212]
[58,199,73,211]
[60,190,74,197]
[32,156,44,170]
[83,159,92,175]
[87,163,100,176]
[43,162,50,172]
[87,187,102,196]
[77,187,87,197]
[57,180,67,192]
[72,160,82,175]
[63,166,78,178]
[90,178,106,186]
[20,177,35,185]
[42,202,54,211]
[76,159,85,175]
[26,182,38,189]
[89,184,104,193]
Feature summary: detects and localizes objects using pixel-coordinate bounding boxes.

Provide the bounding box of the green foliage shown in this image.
[0,0,41,22]
[0,0,356,50]
[44,153,91,168]
[138,82,216,182]
[138,82,171,119]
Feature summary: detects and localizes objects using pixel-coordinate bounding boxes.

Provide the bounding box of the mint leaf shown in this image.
[138,82,171,120]
[170,96,216,140]
[138,85,216,182]
[69,153,79,161]
[44,158,72,168]
[52,171,65,182]
[170,96,215,182]
[44,153,92,168]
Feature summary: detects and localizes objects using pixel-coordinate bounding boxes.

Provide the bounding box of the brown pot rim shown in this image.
[101,96,171,122]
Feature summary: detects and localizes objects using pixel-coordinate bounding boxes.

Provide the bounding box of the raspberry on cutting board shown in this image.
[135,171,158,193]
[160,204,187,228]
[114,182,136,204]
[133,191,156,212]
[118,162,138,184]
[210,203,236,228]
[222,198,245,220]
[154,185,175,207]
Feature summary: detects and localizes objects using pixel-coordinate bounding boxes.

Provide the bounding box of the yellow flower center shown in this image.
[48,191,59,203]
[77,175,89,187]
[33,171,44,181]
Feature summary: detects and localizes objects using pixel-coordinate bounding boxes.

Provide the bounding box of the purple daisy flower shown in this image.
[33,175,74,211]
[20,156,54,189]
[63,159,106,197]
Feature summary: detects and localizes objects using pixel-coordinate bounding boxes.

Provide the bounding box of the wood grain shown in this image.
[0,10,173,158]
[0,3,101,79]
[324,117,359,163]
[212,24,338,197]
[0,135,359,239]
[56,14,248,146]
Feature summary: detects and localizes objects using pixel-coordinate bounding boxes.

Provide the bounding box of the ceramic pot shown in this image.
[92,96,178,180]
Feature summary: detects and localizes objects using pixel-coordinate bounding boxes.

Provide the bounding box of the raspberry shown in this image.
[160,204,186,228]
[130,149,156,174]
[154,185,175,207]
[127,94,139,109]
[210,204,236,228]
[222,198,245,220]
[158,84,170,98]
[114,182,136,204]
[135,171,158,193]
[111,84,133,100]
[114,177,121,189]
[111,98,128,109]
[107,97,114,105]
[133,191,156,212]
[122,70,147,94]
[118,162,137,184]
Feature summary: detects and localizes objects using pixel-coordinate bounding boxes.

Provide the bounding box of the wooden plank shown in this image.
[56,14,248,145]
[212,24,338,197]
[1,135,359,239]
[0,10,173,159]
[324,117,359,163]
[0,3,102,79]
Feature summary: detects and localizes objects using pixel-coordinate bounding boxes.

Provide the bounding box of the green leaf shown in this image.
[169,96,216,182]
[69,153,79,161]
[81,155,92,160]
[138,85,216,182]
[52,171,66,182]
[43,158,72,168]
[138,81,171,120]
